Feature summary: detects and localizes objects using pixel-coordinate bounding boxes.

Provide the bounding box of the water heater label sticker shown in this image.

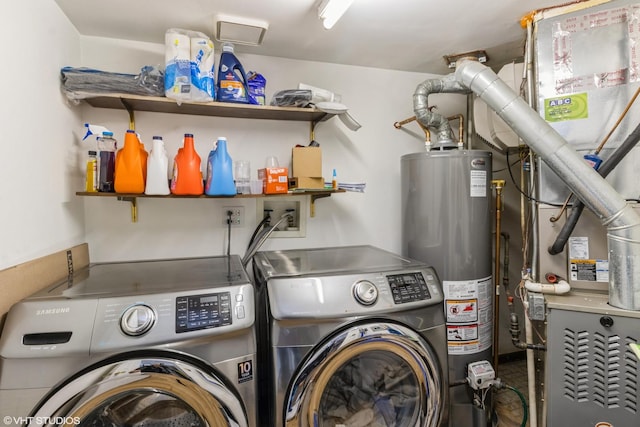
[446,299,477,323]
[444,277,492,354]
[447,324,478,341]
[470,170,486,197]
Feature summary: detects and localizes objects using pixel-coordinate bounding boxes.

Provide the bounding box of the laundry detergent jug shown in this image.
[171,133,204,195]
[115,130,148,194]
[205,137,236,196]
[145,136,170,195]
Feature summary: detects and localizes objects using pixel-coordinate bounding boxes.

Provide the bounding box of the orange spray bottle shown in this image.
[114,130,148,193]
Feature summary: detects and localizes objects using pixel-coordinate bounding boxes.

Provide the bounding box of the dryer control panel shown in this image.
[387,272,431,304]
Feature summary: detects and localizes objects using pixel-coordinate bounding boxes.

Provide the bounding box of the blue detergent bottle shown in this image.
[217,43,249,103]
[205,137,237,196]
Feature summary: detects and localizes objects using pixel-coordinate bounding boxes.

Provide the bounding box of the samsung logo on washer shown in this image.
[36,308,70,315]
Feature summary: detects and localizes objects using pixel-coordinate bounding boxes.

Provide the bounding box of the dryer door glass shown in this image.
[30,352,248,427]
[284,322,444,427]
[318,350,420,426]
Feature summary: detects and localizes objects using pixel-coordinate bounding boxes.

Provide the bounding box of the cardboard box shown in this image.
[292,147,322,177]
[289,176,325,190]
[258,167,289,194]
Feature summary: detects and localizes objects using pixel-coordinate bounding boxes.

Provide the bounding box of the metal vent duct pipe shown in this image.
[413,74,470,144]
[455,59,640,311]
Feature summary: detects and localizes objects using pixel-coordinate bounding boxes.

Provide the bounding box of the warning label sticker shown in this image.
[447,324,478,341]
[446,299,478,323]
[570,259,609,282]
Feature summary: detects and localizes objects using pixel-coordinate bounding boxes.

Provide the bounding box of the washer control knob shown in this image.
[120,304,156,336]
[353,280,378,306]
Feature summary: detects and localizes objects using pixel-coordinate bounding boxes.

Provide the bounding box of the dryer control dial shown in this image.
[353,280,378,306]
[120,304,156,336]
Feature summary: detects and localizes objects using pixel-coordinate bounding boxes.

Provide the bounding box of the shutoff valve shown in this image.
[467,360,496,390]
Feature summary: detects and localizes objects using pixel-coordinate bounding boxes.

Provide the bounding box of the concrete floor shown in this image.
[494,357,530,427]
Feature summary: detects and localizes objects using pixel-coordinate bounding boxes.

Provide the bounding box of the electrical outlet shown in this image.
[222,206,244,227]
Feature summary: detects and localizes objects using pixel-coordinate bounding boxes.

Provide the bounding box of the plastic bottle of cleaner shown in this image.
[97,131,117,192]
[85,151,98,192]
[171,133,204,195]
[145,136,170,195]
[217,43,249,103]
[205,137,236,196]
[115,130,148,194]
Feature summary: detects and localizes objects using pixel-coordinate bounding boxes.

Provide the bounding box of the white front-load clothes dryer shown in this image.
[0,256,257,427]
[253,245,449,427]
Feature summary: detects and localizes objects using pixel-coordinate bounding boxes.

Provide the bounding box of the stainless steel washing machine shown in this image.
[253,245,449,427]
[0,256,257,426]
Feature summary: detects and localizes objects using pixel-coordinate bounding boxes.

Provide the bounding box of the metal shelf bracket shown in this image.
[117,196,138,222]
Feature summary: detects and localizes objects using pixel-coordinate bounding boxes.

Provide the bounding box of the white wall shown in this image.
[1,2,465,268]
[78,37,466,262]
[0,1,84,270]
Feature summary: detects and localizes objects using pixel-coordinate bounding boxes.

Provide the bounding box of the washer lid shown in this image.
[254,245,426,279]
[27,255,249,299]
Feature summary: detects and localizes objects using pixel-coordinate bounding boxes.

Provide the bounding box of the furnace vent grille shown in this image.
[562,328,638,413]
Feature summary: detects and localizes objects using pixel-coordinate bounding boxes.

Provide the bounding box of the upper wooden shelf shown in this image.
[74,92,331,122]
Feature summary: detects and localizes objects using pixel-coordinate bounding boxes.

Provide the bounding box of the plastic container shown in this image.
[171,133,204,195]
[217,43,249,103]
[145,136,170,195]
[205,137,236,196]
[85,151,98,192]
[97,131,117,192]
[114,130,148,194]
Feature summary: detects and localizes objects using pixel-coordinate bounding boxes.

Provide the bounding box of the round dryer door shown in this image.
[284,322,445,427]
[29,350,249,427]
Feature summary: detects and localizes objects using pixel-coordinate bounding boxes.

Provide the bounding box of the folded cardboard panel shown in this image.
[0,244,89,319]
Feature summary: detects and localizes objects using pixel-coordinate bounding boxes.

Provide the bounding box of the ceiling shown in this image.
[55,0,576,75]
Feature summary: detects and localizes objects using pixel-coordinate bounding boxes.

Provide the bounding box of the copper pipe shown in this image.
[394,116,417,128]
[492,179,506,374]
[394,115,431,142]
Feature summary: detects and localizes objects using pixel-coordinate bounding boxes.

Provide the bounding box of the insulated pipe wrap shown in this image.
[455,59,640,311]
[413,74,469,143]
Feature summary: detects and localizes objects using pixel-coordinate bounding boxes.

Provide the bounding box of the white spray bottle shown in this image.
[145,135,170,195]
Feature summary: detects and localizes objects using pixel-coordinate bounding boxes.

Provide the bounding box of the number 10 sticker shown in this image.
[238,360,253,383]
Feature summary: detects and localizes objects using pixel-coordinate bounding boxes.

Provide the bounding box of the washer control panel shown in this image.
[176,292,232,333]
[90,283,253,352]
[387,272,431,304]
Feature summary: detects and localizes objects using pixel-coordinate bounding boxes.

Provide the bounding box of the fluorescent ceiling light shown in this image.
[318,0,354,30]
[215,14,269,46]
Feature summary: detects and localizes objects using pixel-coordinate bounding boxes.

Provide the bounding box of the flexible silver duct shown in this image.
[454,59,640,311]
[413,74,470,143]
